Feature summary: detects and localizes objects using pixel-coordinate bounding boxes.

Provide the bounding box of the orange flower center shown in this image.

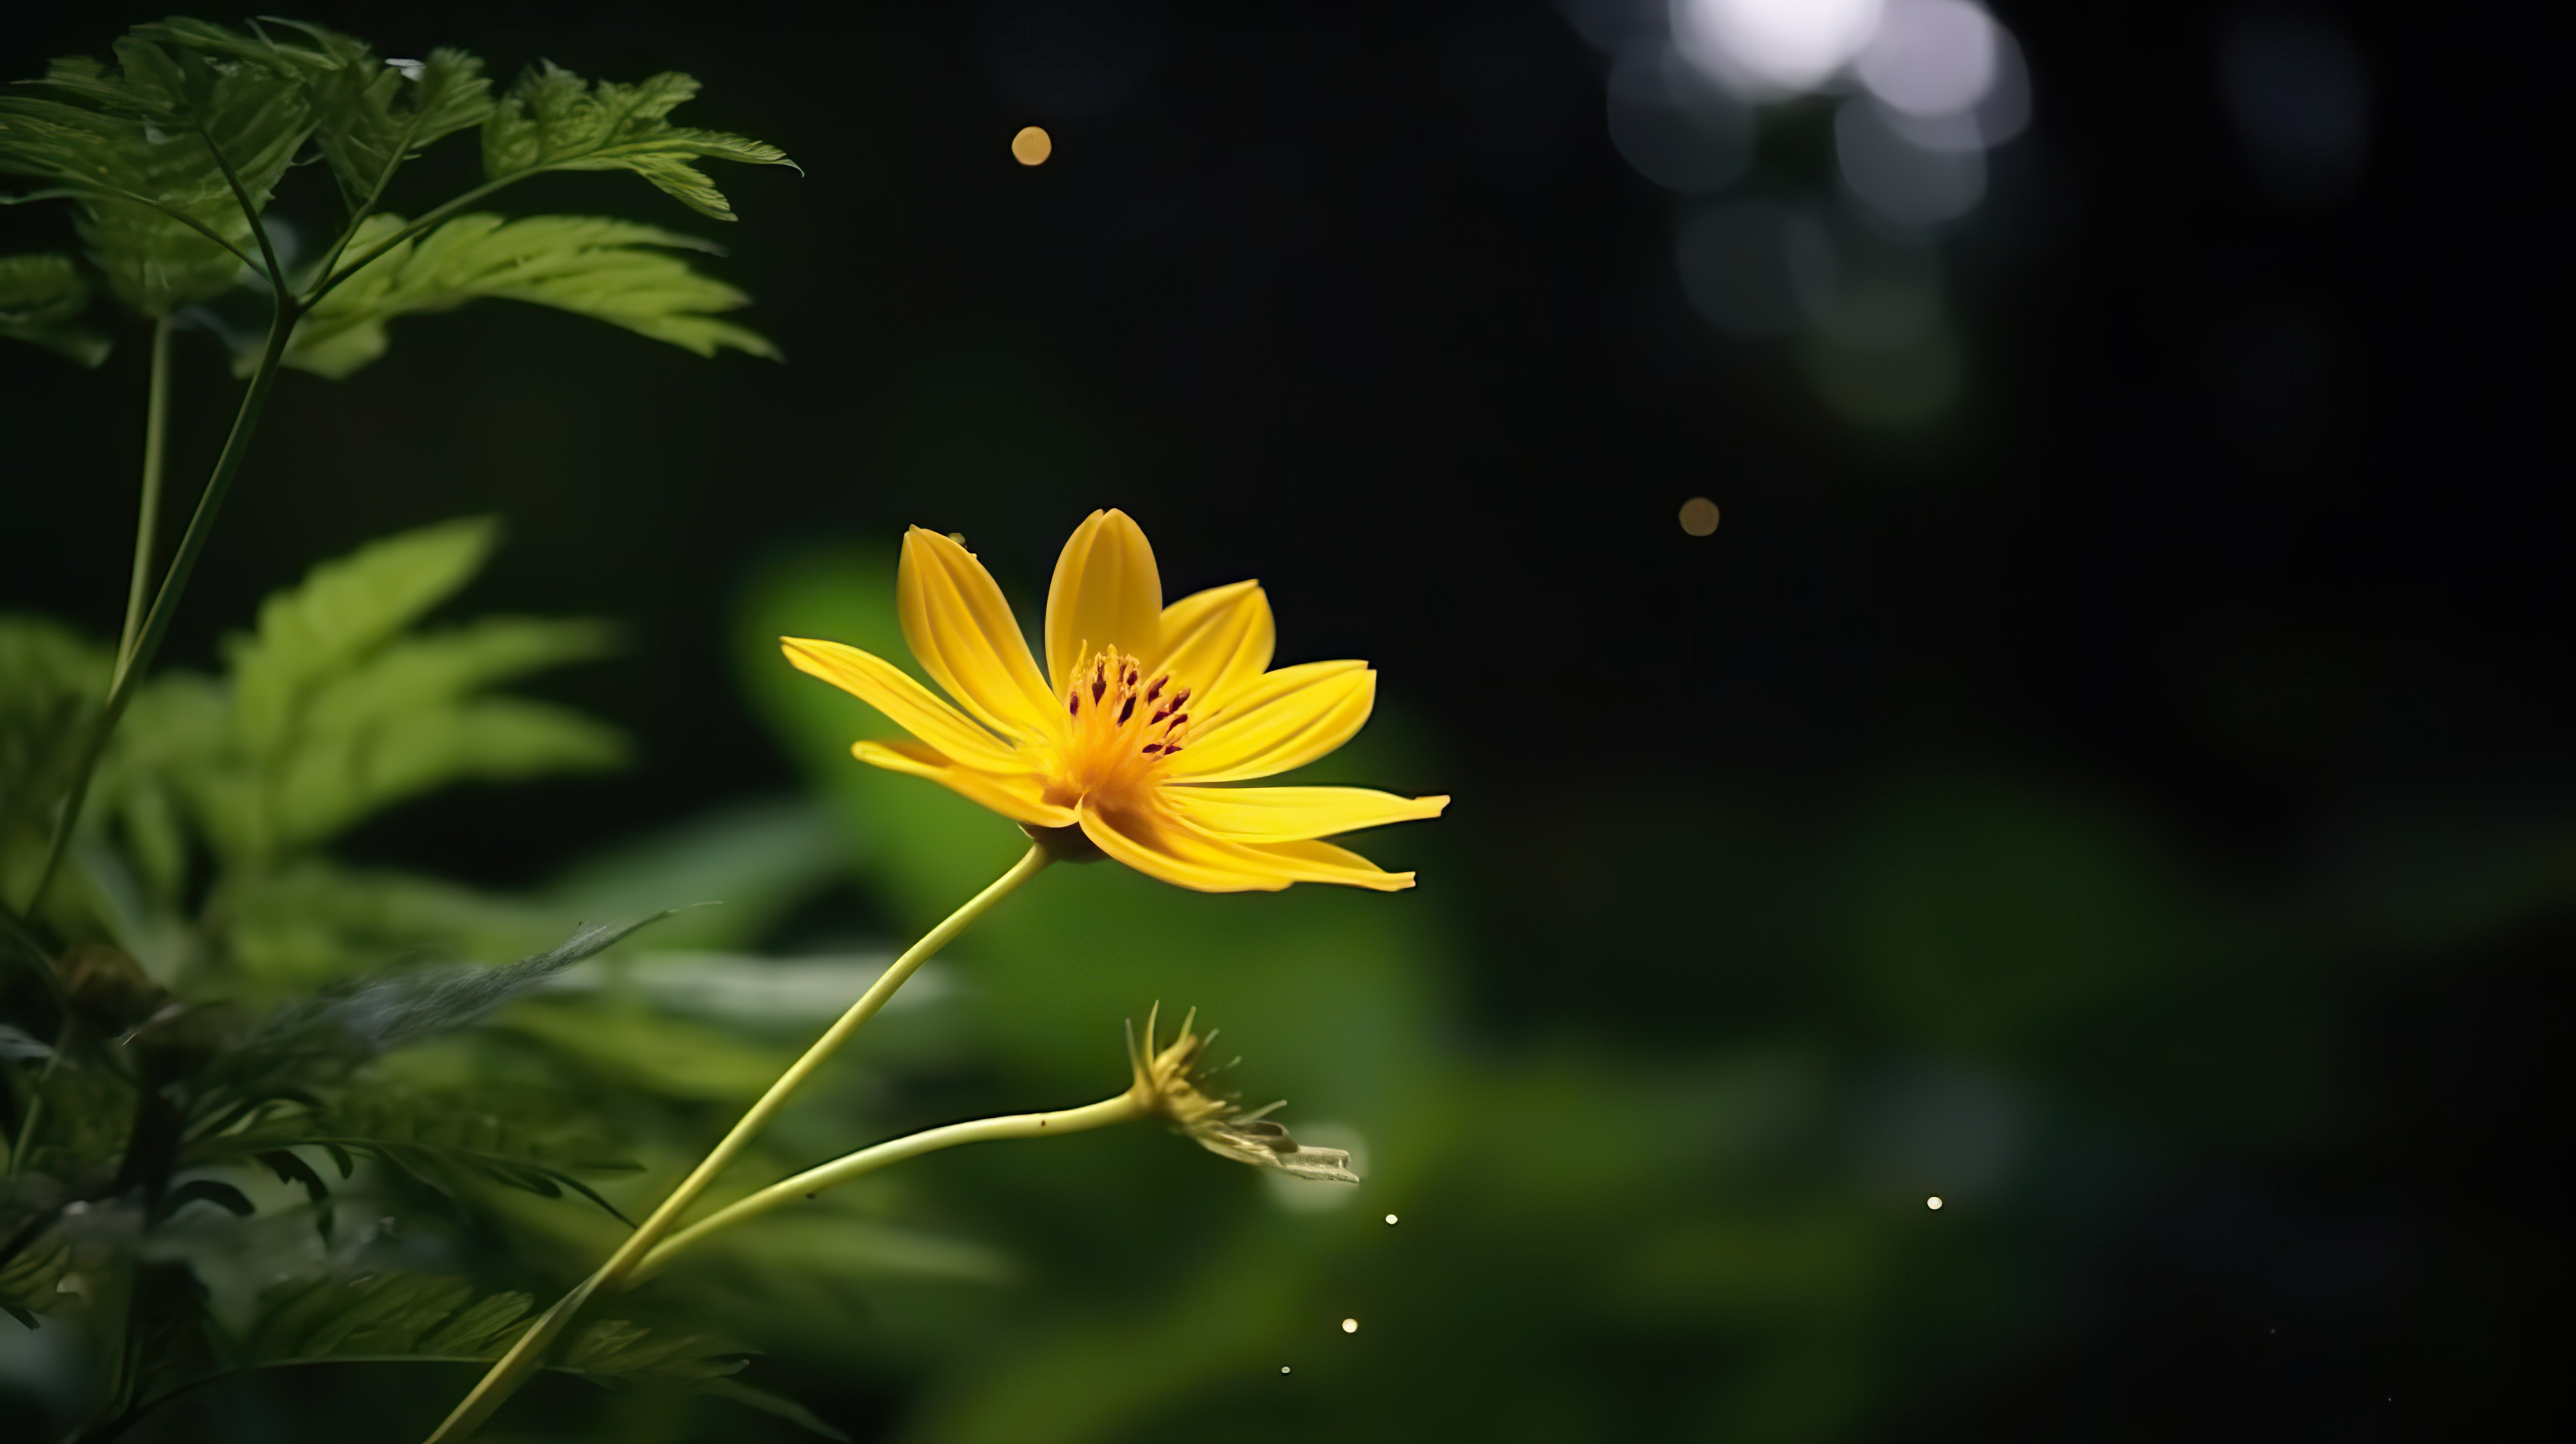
[1037,646,1192,810]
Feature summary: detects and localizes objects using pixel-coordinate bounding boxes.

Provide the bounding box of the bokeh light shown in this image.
[1675,0,1887,97]
[1857,0,1997,117]
[1010,124,1053,166]
[1679,497,1722,535]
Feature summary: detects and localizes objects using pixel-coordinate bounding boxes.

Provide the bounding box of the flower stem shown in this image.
[421,845,1054,1444]
[625,1090,1142,1288]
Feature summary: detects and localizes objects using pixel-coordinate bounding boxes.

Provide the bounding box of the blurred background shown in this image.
[2,0,2562,1439]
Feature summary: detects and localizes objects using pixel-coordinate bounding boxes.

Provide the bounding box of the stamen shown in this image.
[1067,693,1081,716]
[1146,677,1167,704]
[1118,694,1136,724]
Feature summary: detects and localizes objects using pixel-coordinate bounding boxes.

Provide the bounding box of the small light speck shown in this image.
[1012,126,1053,166]
[1341,1318,1359,1334]
[1678,496,1721,536]
[1279,1366,1292,1375]
[1926,1196,1944,1210]
[1384,1213,1399,1225]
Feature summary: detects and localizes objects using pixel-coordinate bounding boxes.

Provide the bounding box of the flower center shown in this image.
[1039,646,1191,809]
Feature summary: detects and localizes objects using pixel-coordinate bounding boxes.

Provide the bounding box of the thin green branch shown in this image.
[18,309,288,918]
[195,121,291,309]
[118,319,175,665]
[626,1091,1142,1287]
[303,173,525,309]
[307,103,433,295]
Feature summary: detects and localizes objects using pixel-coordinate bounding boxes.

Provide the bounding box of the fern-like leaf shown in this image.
[225,517,499,740]
[0,31,313,313]
[481,62,794,222]
[134,19,494,211]
[230,1271,774,1392]
[0,252,109,364]
[281,212,776,378]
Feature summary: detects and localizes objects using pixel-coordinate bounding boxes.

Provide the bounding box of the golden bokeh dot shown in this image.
[1011,126,1053,166]
[1341,1318,1359,1334]
[1927,1196,1944,1210]
[1678,496,1721,536]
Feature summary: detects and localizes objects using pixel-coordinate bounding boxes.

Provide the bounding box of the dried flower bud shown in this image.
[1125,1005,1358,1185]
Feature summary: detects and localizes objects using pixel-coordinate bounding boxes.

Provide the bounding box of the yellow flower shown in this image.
[781,509,1446,892]
[1128,1005,1358,1184]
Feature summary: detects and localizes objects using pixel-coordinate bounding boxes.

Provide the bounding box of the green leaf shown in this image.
[264,621,624,849]
[0,252,109,365]
[189,1087,643,1224]
[0,1233,74,1320]
[239,1271,761,1391]
[0,31,314,314]
[156,1177,256,1222]
[558,1315,747,1384]
[281,212,777,379]
[696,1379,854,1442]
[492,998,799,1102]
[245,1272,527,1361]
[0,613,109,843]
[481,62,795,221]
[212,858,561,992]
[226,517,499,740]
[252,911,685,1061]
[135,19,494,211]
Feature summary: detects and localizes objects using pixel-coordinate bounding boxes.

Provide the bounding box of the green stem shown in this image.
[422,845,1054,1444]
[303,173,525,310]
[17,304,295,921]
[627,1090,1143,1288]
[305,105,433,296]
[118,319,175,665]
[15,120,302,922]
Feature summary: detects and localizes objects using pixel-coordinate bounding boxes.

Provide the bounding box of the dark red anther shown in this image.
[1146,677,1167,704]
[1118,695,1136,724]
[1141,743,1164,754]
[1067,693,1081,716]
[1150,704,1175,725]
[1091,674,1107,704]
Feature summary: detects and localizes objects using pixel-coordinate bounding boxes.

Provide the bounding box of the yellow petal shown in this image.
[1079,806,1415,892]
[1078,805,1293,892]
[780,637,1018,772]
[852,739,1073,827]
[1157,580,1274,706]
[897,528,1056,739]
[1242,836,1417,891]
[1165,662,1375,783]
[1045,509,1162,688]
[1161,785,1448,842]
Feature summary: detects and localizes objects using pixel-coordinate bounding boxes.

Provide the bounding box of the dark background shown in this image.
[4,1,2562,1438]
